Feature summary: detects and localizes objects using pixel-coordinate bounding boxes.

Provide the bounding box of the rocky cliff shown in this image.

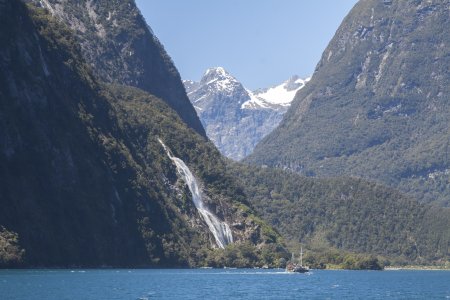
[247,0,450,206]
[26,0,205,136]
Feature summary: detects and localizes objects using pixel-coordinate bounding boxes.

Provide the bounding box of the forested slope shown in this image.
[231,164,450,264]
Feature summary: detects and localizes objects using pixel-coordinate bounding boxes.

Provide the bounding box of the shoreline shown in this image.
[385,266,450,271]
[2,265,449,271]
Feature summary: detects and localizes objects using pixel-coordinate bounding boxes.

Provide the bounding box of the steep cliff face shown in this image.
[26,0,205,136]
[0,1,286,267]
[185,67,308,160]
[247,0,450,206]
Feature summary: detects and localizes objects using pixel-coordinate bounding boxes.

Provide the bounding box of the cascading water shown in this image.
[158,139,233,248]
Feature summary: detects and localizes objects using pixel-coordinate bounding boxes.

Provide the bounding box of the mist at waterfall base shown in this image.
[2,269,449,299]
[158,139,233,248]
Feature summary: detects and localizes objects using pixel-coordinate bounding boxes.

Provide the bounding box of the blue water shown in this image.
[0,269,449,299]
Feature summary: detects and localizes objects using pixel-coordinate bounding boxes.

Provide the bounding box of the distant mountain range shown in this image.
[184,68,310,160]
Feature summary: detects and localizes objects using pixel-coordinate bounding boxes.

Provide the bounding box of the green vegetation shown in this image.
[0,0,286,268]
[246,0,450,206]
[230,164,450,266]
[1,0,447,270]
[304,248,383,270]
[105,84,288,268]
[194,242,288,268]
[0,228,25,268]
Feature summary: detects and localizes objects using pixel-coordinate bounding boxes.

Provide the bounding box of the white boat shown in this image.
[286,247,309,273]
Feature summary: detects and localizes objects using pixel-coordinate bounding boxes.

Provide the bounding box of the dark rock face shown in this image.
[247,0,450,206]
[27,0,205,136]
[185,68,307,160]
[0,1,149,266]
[0,0,285,267]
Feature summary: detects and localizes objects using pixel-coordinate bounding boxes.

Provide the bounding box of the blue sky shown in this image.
[136,0,358,89]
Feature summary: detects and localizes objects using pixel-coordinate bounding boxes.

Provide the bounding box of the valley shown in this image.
[0,0,448,270]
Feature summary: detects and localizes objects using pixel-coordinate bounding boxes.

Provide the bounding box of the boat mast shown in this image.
[300,247,303,266]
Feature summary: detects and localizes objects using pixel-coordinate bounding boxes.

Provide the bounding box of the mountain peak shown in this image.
[201,67,235,82]
[204,66,229,77]
[197,67,242,96]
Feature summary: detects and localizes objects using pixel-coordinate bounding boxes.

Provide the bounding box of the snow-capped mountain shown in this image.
[184,67,309,160]
[185,67,249,113]
[242,76,311,110]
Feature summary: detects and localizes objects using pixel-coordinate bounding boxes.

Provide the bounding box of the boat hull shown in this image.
[286,263,309,273]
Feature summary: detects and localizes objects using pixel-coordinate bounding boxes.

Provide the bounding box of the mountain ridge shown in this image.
[184,67,309,160]
[26,0,206,137]
[246,0,450,206]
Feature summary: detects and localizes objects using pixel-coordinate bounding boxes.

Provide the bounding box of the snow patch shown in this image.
[205,67,227,77]
[192,94,207,103]
[241,76,310,110]
[241,90,271,109]
[193,105,203,111]
[201,67,240,95]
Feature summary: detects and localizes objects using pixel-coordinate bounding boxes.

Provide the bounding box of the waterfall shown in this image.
[158,139,233,249]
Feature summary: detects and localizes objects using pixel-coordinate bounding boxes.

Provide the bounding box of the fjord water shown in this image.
[158,139,233,248]
[1,269,449,299]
